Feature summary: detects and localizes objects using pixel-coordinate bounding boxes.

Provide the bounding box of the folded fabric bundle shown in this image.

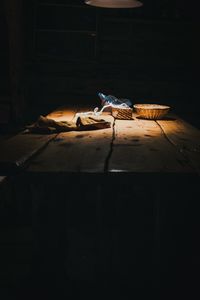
[76,116,111,130]
[27,115,111,134]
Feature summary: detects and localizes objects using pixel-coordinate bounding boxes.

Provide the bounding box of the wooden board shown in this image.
[46,106,78,122]
[28,112,114,173]
[0,107,77,173]
[1,106,200,175]
[108,113,196,173]
[157,117,200,174]
[0,133,57,173]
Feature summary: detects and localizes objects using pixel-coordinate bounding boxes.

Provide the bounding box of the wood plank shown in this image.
[0,107,77,173]
[0,133,57,173]
[28,113,114,173]
[157,117,200,174]
[46,105,78,122]
[108,113,195,173]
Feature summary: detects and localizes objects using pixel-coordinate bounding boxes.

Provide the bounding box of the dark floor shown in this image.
[1,174,200,299]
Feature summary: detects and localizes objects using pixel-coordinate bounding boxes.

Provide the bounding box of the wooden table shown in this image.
[0,106,200,174]
[0,106,200,293]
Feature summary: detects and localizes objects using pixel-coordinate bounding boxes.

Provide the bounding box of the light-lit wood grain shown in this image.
[1,106,200,175]
[157,117,200,174]
[0,134,57,172]
[28,114,114,173]
[109,113,194,173]
[46,106,78,122]
[0,108,77,172]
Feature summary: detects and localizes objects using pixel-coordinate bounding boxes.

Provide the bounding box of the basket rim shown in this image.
[112,106,133,110]
[134,104,170,110]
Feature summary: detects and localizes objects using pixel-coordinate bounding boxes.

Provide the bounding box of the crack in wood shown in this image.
[155,120,199,174]
[155,120,177,147]
[22,109,79,172]
[20,133,60,171]
[104,117,116,173]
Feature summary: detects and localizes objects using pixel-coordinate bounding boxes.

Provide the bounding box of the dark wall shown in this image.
[0,1,10,125]
[23,0,200,114]
[0,0,25,125]
[0,2,9,96]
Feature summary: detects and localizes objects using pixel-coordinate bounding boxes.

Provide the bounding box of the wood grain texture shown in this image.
[1,107,200,175]
[108,113,195,173]
[0,107,77,173]
[157,117,200,174]
[28,113,114,173]
[0,133,56,173]
[46,106,78,122]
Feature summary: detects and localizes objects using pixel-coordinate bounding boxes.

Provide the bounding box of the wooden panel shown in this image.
[36,31,96,59]
[47,105,78,122]
[24,1,198,114]
[157,117,200,174]
[0,1,9,96]
[28,112,114,173]
[4,0,25,122]
[0,133,56,173]
[108,113,195,173]
[37,5,96,31]
[0,99,11,124]
[0,107,76,173]
[2,106,199,175]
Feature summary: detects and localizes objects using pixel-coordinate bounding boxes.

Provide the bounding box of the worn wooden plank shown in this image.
[46,105,78,122]
[28,111,114,173]
[0,107,77,173]
[157,117,200,174]
[109,113,195,173]
[0,133,57,174]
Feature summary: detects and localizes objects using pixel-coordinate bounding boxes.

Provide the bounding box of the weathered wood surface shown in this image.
[28,112,114,173]
[109,114,196,173]
[157,117,200,174]
[0,107,77,173]
[27,109,200,174]
[1,106,200,174]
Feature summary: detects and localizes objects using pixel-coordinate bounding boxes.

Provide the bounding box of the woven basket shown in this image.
[111,107,133,120]
[134,104,170,120]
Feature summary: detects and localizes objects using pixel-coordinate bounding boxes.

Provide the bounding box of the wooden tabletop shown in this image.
[0,106,200,175]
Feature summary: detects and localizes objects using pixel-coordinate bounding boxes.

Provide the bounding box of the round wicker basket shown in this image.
[134,104,170,120]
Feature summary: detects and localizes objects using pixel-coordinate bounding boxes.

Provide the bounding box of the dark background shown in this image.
[0,0,200,128]
[0,1,200,297]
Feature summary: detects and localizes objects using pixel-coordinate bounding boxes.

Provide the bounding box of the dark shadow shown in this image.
[178,112,200,129]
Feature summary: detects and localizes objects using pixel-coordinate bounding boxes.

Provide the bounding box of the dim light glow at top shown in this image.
[85,0,143,8]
